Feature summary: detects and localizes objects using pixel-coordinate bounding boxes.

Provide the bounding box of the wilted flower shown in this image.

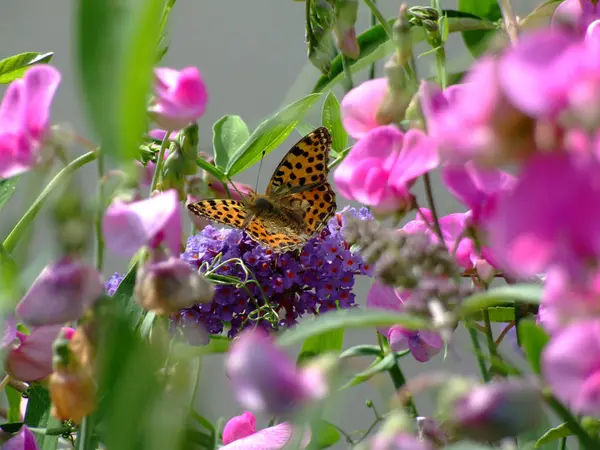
[334,126,438,215]
[221,411,311,450]
[2,425,38,450]
[16,257,103,326]
[149,66,208,131]
[0,65,61,179]
[341,78,389,139]
[226,329,328,417]
[102,189,182,258]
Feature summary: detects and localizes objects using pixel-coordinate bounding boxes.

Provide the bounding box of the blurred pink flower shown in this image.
[552,0,600,34]
[366,282,443,362]
[0,65,61,178]
[16,257,103,326]
[221,411,311,450]
[341,78,389,139]
[543,319,600,414]
[103,189,182,258]
[334,126,438,215]
[420,59,535,166]
[1,316,17,351]
[487,152,600,280]
[148,128,179,141]
[3,425,38,450]
[7,325,70,382]
[226,329,328,417]
[149,67,208,131]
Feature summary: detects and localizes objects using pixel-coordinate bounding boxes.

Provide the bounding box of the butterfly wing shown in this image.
[245,215,306,252]
[187,199,248,228]
[287,182,337,235]
[266,127,332,197]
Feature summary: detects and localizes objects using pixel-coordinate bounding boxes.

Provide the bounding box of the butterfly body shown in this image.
[188,127,337,253]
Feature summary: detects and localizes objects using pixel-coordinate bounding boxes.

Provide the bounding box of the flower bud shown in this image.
[134,252,214,315]
[333,0,360,59]
[451,380,543,442]
[2,425,38,450]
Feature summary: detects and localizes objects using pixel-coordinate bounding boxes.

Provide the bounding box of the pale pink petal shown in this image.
[220,423,311,450]
[587,19,600,42]
[0,82,25,133]
[388,325,410,352]
[1,315,17,350]
[7,325,63,381]
[341,78,389,139]
[409,334,443,363]
[22,65,61,139]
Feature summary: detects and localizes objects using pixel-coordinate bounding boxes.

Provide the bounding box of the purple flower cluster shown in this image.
[174,207,373,337]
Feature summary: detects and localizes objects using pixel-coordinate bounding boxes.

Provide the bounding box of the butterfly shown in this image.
[187,127,337,253]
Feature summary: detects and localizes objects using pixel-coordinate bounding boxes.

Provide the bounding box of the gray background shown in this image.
[0,0,544,447]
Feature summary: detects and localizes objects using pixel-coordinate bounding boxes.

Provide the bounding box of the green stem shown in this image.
[3,151,97,253]
[149,134,170,194]
[560,437,567,450]
[498,0,519,44]
[483,308,498,361]
[422,173,444,245]
[95,149,105,271]
[545,394,600,450]
[388,362,418,417]
[466,319,489,382]
[363,0,393,40]
[74,415,97,450]
[431,0,448,89]
[341,55,354,92]
[369,0,377,80]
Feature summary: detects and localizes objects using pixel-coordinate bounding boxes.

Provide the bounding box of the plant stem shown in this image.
[466,319,490,382]
[369,0,377,80]
[388,362,418,417]
[422,173,444,245]
[483,309,498,361]
[498,0,519,44]
[363,0,393,40]
[431,0,448,89]
[95,149,105,271]
[341,55,354,92]
[149,134,170,194]
[545,393,600,450]
[3,151,97,253]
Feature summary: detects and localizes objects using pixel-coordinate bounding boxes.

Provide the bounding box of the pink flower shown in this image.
[221,411,311,450]
[341,78,389,139]
[441,162,516,227]
[226,329,328,416]
[6,325,69,381]
[552,0,600,34]
[334,126,438,215]
[16,257,103,326]
[149,67,208,131]
[148,128,179,141]
[3,425,38,450]
[420,59,536,166]
[486,152,600,280]
[0,65,61,178]
[1,316,17,351]
[103,189,182,258]
[542,319,600,414]
[366,283,443,362]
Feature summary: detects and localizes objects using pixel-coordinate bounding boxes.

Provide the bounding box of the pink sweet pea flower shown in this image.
[542,319,600,414]
[6,325,70,382]
[341,78,389,139]
[487,152,600,280]
[149,67,208,131]
[3,425,38,450]
[552,0,600,34]
[16,257,103,327]
[221,411,311,450]
[103,189,182,258]
[0,65,61,178]
[1,316,17,351]
[334,126,438,215]
[226,329,328,417]
[366,283,443,362]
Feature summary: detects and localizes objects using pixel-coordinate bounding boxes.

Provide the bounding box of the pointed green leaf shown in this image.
[24,384,52,448]
[225,93,323,176]
[321,92,347,154]
[0,177,19,212]
[459,284,542,317]
[0,52,54,84]
[518,318,549,375]
[341,353,399,389]
[339,344,383,359]
[458,0,502,57]
[536,423,572,448]
[312,420,341,449]
[6,386,22,423]
[213,115,250,170]
[297,328,344,365]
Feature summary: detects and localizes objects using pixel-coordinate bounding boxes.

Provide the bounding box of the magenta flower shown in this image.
[487,152,600,280]
[149,67,208,131]
[16,257,103,327]
[3,425,38,450]
[6,325,70,381]
[334,126,438,215]
[420,59,535,166]
[226,329,328,416]
[366,282,443,362]
[103,189,182,258]
[0,65,61,179]
[441,162,516,227]
[341,78,389,139]
[221,411,311,450]
[542,319,600,414]
[552,0,600,34]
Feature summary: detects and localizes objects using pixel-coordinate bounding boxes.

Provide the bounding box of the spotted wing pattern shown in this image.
[187,199,247,228]
[266,127,332,197]
[244,216,306,252]
[289,182,337,235]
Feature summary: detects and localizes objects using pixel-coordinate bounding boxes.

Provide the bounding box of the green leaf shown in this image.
[520,0,563,30]
[341,353,397,389]
[536,423,572,448]
[41,416,61,450]
[312,420,340,449]
[112,261,144,329]
[0,177,18,212]
[295,122,318,138]
[471,306,517,322]
[213,115,250,170]
[458,0,502,57]
[0,422,23,433]
[321,92,347,154]
[459,284,542,317]
[24,384,52,448]
[139,310,157,341]
[76,0,162,162]
[6,386,22,423]
[172,335,232,358]
[339,344,383,359]
[0,52,54,84]
[225,93,323,176]
[277,309,428,347]
[196,157,227,183]
[518,318,549,375]
[297,328,344,365]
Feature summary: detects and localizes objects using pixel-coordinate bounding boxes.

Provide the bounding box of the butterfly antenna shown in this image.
[226,175,249,202]
[254,150,266,194]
